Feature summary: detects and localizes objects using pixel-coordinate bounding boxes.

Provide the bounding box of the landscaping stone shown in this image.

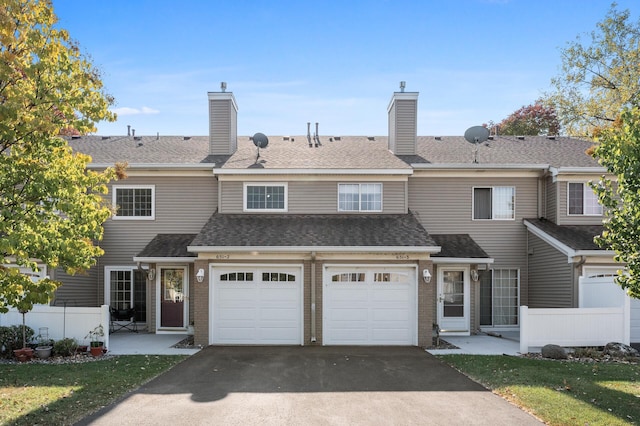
[603,342,639,358]
[541,344,568,359]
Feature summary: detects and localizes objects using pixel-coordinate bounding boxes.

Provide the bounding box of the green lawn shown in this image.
[0,355,186,425]
[440,355,640,426]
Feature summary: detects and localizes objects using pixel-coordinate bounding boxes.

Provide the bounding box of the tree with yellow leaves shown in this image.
[0,0,123,313]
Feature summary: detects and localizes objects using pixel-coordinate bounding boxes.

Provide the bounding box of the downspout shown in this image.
[311,251,317,343]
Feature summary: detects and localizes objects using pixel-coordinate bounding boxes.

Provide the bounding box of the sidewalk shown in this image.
[427,333,522,356]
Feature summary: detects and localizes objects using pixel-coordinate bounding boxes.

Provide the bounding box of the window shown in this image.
[244,183,287,211]
[338,183,382,212]
[473,186,515,220]
[106,268,147,322]
[479,269,519,326]
[568,182,602,215]
[113,185,155,219]
[331,272,365,282]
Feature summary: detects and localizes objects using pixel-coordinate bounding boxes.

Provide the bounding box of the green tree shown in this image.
[592,108,640,298]
[0,0,121,313]
[544,4,640,137]
[492,100,560,136]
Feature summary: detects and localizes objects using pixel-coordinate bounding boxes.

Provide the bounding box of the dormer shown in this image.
[208,82,238,155]
[388,82,418,155]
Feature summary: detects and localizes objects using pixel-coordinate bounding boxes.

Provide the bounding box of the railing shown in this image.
[0,304,110,350]
[519,302,630,354]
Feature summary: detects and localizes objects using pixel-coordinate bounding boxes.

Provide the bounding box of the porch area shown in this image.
[107,333,201,356]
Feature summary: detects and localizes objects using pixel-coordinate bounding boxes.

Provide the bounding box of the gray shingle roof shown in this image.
[136,234,198,258]
[525,218,603,250]
[190,211,436,248]
[66,134,599,169]
[430,234,491,259]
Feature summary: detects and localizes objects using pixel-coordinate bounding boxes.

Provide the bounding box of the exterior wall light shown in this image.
[470,269,479,282]
[422,269,432,284]
[196,268,205,283]
[147,268,156,281]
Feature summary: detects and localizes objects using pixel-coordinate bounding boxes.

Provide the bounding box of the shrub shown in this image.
[53,338,78,357]
[0,325,35,358]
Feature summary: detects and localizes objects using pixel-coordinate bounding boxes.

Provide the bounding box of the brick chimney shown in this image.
[208,82,238,155]
[388,81,418,155]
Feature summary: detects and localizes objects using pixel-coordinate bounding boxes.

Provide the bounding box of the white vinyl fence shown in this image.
[0,304,110,350]
[519,302,630,354]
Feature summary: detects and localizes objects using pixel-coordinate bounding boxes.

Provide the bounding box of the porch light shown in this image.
[147,268,156,281]
[422,269,432,284]
[470,269,479,282]
[196,268,205,283]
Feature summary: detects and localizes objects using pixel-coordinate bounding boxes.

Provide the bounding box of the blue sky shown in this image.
[52,0,637,137]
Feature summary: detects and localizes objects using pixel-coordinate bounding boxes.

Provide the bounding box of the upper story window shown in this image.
[473,186,515,220]
[338,183,382,212]
[244,183,287,212]
[113,185,155,220]
[568,182,602,215]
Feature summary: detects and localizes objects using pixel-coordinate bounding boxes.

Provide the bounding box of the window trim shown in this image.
[112,185,156,220]
[337,183,383,212]
[567,181,603,216]
[243,182,288,212]
[472,186,516,221]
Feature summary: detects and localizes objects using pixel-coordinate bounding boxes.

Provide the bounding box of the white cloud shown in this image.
[112,106,160,116]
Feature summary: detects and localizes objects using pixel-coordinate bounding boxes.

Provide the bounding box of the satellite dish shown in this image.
[464,126,490,144]
[252,133,269,149]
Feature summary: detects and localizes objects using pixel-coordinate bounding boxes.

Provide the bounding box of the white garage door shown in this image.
[324,266,417,346]
[211,266,302,345]
[581,270,640,343]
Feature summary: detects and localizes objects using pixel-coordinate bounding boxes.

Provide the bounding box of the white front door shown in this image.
[437,266,470,335]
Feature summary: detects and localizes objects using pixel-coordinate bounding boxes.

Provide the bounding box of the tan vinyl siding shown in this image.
[221,180,407,214]
[408,176,538,306]
[51,266,100,307]
[390,99,417,155]
[61,175,217,306]
[209,99,236,155]
[545,176,557,223]
[527,232,573,308]
[557,181,604,225]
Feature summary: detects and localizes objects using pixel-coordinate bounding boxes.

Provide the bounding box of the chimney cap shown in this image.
[221,82,227,92]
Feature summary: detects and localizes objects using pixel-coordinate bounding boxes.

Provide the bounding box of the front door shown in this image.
[159,267,187,329]
[437,267,470,335]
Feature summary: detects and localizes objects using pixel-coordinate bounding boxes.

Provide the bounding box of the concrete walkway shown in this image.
[107,332,201,356]
[108,331,522,357]
[427,333,522,356]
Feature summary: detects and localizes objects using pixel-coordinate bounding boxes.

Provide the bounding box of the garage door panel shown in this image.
[212,267,302,345]
[324,267,416,346]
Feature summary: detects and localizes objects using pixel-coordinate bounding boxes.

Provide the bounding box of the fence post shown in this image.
[519,305,528,354]
[101,305,110,351]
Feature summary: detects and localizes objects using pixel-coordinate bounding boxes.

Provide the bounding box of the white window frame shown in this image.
[567,182,603,216]
[112,185,155,220]
[243,182,288,212]
[472,186,515,221]
[337,183,383,212]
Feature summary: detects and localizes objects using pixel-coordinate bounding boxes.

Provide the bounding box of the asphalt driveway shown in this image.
[77,346,540,425]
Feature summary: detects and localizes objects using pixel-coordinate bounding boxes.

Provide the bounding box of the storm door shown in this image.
[159,267,188,329]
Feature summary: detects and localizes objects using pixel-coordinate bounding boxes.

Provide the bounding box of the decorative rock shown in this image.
[603,342,639,358]
[541,344,568,359]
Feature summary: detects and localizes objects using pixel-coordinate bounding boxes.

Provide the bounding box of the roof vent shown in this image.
[488,136,494,140]
[434,136,442,141]
[283,136,290,141]
[334,136,341,141]
[547,136,556,140]
[101,136,110,140]
[183,136,191,140]
[71,135,81,139]
[134,136,142,141]
[367,136,375,141]
[516,136,525,140]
